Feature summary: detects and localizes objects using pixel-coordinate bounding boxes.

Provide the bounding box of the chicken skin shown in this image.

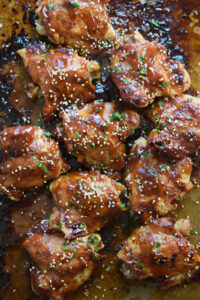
[124,137,193,222]
[0,126,68,201]
[18,44,100,120]
[110,32,191,107]
[60,101,140,171]
[23,232,104,299]
[117,218,200,289]
[35,0,116,55]
[148,95,200,158]
[49,170,126,239]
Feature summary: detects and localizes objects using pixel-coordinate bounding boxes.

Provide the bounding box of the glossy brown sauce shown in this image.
[0,0,200,299]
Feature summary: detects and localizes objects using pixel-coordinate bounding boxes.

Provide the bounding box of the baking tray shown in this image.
[0,0,200,299]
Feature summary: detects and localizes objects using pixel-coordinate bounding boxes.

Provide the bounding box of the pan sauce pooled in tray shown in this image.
[0,0,200,300]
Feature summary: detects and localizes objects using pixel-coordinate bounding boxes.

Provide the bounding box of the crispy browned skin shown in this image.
[124,138,193,222]
[35,0,116,55]
[110,33,191,107]
[148,95,200,158]
[23,233,104,300]
[49,170,126,239]
[0,126,68,200]
[60,101,140,171]
[117,218,200,289]
[18,44,100,120]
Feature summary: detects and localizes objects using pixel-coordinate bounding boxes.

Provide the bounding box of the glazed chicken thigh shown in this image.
[117,218,200,289]
[23,232,104,299]
[49,170,126,239]
[110,32,191,107]
[124,137,193,222]
[35,0,116,55]
[148,95,200,158]
[18,44,100,120]
[60,101,140,171]
[0,126,68,200]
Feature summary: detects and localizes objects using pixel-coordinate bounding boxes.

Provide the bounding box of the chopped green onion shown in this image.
[36,160,48,174]
[155,242,161,248]
[44,131,52,138]
[70,1,80,8]
[48,3,56,10]
[76,130,82,138]
[162,81,168,87]
[151,20,159,27]
[60,222,65,228]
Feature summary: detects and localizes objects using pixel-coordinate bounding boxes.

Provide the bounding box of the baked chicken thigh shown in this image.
[148,95,200,158]
[35,0,116,55]
[60,101,140,171]
[49,170,126,239]
[110,32,191,107]
[117,218,200,289]
[0,126,68,200]
[124,137,193,222]
[24,232,104,299]
[18,44,100,120]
